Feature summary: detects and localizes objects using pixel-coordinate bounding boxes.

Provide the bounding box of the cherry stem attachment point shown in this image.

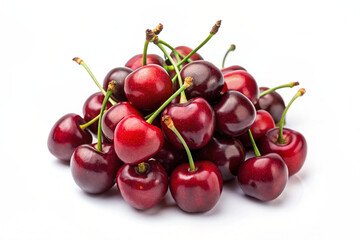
[222,44,236,68]
[72,57,117,106]
[259,82,300,98]
[163,115,195,172]
[248,129,261,157]
[137,162,147,174]
[96,81,115,152]
[277,88,306,144]
[146,77,193,125]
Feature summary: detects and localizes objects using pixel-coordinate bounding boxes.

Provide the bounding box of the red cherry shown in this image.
[116,160,168,210]
[255,87,285,123]
[48,113,92,161]
[125,54,163,70]
[70,143,122,194]
[103,67,133,102]
[221,65,246,75]
[124,64,173,111]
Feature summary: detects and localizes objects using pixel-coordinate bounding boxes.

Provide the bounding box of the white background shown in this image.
[1,0,359,239]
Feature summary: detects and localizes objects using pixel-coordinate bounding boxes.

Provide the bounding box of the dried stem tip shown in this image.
[184,77,193,88]
[72,57,83,65]
[291,82,300,87]
[146,29,156,41]
[162,115,174,129]
[210,20,222,34]
[230,44,236,51]
[108,80,116,91]
[298,88,306,96]
[153,23,163,35]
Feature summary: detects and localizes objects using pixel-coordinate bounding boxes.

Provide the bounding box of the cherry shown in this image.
[213,90,256,137]
[255,87,285,123]
[125,54,164,70]
[237,130,288,201]
[168,46,204,77]
[221,44,247,75]
[116,160,168,210]
[124,64,173,111]
[163,116,223,213]
[103,67,133,102]
[101,102,142,142]
[160,97,215,150]
[259,89,307,176]
[238,110,275,147]
[195,133,245,181]
[83,92,112,134]
[48,113,92,161]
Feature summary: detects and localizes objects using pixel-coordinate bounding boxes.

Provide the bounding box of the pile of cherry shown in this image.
[48,21,307,213]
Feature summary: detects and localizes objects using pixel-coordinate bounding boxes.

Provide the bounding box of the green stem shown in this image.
[171,125,195,172]
[143,40,149,66]
[222,44,235,68]
[97,86,114,152]
[158,40,189,61]
[259,82,299,98]
[277,88,306,144]
[80,114,100,130]
[248,129,261,157]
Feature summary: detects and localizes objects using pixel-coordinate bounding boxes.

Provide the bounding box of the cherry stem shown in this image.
[158,40,189,61]
[163,115,195,172]
[156,43,187,103]
[137,162,147,174]
[142,40,149,66]
[146,77,193,124]
[259,82,300,98]
[97,81,115,152]
[248,129,261,157]
[277,88,306,144]
[222,44,236,68]
[72,57,117,106]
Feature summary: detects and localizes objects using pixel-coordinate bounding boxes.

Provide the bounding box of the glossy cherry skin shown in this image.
[125,54,163,70]
[103,67,133,102]
[71,143,122,194]
[83,92,112,134]
[238,110,276,147]
[213,90,256,137]
[101,102,143,142]
[195,133,246,181]
[258,128,307,176]
[124,64,173,111]
[113,115,164,165]
[152,141,187,175]
[48,113,92,161]
[161,97,215,150]
[170,161,223,213]
[179,60,224,102]
[222,70,259,104]
[169,46,204,77]
[255,87,285,123]
[237,153,288,201]
[116,160,168,210]
[221,65,246,75]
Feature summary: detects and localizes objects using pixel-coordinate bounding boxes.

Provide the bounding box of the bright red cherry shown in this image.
[103,67,133,102]
[124,64,173,111]
[48,113,92,161]
[116,160,168,210]
[71,143,122,194]
[125,54,163,70]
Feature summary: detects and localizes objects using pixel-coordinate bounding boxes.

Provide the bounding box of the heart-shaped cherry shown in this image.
[125,54,164,70]
[48,113,92,161]
[116,160,168,210]
[103,67,133,102]
[259,88,307,176]
[195,133,246,181]
[237,130,288,201]
[213,90,256,137]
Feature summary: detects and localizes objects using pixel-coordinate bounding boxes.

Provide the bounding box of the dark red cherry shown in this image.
[195,133,245,181]
[101,102,142,142]
[213,90,256,137]
[103,67,133,102]
[125,54,163,70]
[83,92,112,134]
[237,153,288,201]
[255,87,285,123]
[70,143,122,194]
[238,110,275,147]
[124,64,173,111]
[221,65,246,75]
[113,115,164,165]
[179,60,224,102]
[258,128,307,176]
[152,141,187,175]
[161,97,215,150]
[116,160,168,210]
[222,70,259,104]
[170,161,223,213]
[48,113,92,161]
